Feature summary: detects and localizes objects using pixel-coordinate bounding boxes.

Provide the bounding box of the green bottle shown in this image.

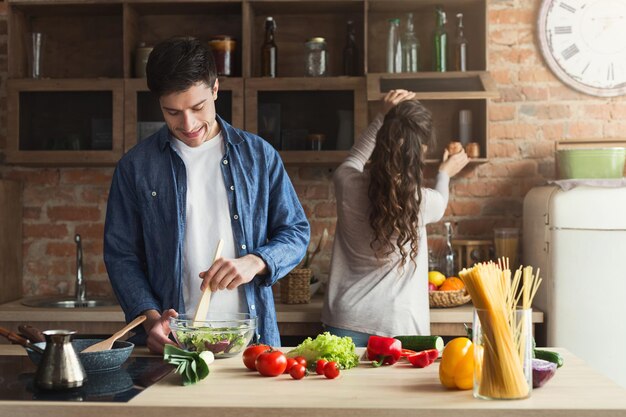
[433,6,448,72]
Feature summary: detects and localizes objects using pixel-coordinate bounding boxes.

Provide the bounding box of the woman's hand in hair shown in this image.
[439,149,470,178]
[381,89,416,115]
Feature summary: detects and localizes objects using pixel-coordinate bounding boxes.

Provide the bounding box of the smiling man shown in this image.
[104,37,310,354]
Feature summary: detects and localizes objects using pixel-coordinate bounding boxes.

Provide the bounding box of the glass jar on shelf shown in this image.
[305,37,327,77]
[208,35,236,76]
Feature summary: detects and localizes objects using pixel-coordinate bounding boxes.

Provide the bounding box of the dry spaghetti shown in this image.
[459,259,542,399]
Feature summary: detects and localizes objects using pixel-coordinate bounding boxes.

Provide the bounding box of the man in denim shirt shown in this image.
[104,37,310,353]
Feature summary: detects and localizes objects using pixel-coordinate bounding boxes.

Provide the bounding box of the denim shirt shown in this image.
[103,116,310,347]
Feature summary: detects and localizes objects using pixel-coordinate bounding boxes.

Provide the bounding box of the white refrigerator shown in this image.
[523,185,626,388]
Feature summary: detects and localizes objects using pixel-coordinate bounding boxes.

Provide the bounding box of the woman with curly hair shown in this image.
[321,90,469,346]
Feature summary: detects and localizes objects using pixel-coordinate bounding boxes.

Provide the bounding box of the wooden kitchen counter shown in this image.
[0,345,624,417]
[0,296,544,338]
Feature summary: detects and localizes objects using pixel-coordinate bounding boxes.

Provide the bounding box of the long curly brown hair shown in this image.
[368,100,432,267]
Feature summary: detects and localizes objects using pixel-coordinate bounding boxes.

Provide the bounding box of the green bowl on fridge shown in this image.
[557,148,626,179]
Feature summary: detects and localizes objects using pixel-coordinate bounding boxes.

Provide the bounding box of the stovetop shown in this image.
[0,355,172,402]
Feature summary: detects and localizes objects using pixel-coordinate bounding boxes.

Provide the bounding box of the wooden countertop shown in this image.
[0,295,544,324]
[0,345,624,417]
[0,296,544,338]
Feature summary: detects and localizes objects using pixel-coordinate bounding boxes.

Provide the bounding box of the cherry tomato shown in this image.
[323,361,340,379]
[289,364,307,380]
[242,344,271,371]
[293,356,307,368]
[284,357,298,373]
[315,359,328,375]
[256,350,287,377]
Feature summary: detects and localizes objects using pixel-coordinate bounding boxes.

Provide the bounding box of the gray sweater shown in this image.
[321,115,450,337]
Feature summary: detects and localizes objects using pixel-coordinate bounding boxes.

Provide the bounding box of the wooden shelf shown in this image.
[5,78,124,166]
[280,150,348,165]
[366,72,498,100]
[5,0,495,167]
[245,77,367,153]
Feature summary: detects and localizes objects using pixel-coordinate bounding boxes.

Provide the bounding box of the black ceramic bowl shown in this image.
[27,339,134,373]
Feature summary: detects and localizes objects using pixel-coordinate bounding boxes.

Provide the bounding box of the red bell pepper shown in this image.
[400,349,417,357]
[407,349,439,368]
[367,336,402,367]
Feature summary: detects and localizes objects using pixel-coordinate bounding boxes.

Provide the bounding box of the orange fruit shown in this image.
[439,277,464,292]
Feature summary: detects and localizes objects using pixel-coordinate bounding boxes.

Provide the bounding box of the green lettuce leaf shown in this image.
[286,332,359,370]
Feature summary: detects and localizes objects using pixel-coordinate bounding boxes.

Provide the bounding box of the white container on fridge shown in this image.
[523,185,626,388]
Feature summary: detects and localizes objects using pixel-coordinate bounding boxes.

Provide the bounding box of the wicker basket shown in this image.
[280,268,312,304]
[429,289,471,308]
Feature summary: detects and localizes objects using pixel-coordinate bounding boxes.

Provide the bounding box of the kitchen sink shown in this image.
[21,297,118,308]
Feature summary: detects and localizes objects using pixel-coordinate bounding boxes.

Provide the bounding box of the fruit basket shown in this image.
[429,289,471,308]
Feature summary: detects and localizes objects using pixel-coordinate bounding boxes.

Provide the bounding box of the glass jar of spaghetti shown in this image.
[208,36,236,76]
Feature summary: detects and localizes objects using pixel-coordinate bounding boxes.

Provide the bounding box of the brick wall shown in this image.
[1,0,625,297]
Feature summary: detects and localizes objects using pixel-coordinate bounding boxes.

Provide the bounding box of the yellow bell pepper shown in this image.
[439,337,474,390]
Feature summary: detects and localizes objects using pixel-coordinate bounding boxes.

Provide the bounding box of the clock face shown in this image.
[538,0,626,97]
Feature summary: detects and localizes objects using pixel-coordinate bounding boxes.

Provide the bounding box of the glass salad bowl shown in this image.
[169,313,257,358]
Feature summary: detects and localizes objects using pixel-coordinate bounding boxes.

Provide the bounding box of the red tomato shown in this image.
[315,359,328,375]
[293,356,307,368]
[323,361,340,379]
[256,350,287,377]
[242,344,271,371]
[284,357,298,373]
[289,364,307,380]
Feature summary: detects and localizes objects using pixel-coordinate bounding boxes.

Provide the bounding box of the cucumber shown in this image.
[533,349,564,368]
[393,335,444,352]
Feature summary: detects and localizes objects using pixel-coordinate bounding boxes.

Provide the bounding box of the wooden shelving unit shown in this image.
[4,0,496,166]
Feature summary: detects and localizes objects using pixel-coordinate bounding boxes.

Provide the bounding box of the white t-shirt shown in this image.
[321,116,449,337]
[171,132,246,318]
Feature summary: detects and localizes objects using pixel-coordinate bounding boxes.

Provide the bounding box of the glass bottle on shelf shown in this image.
[343,20,359,76]
[433,6,448,72]
[386,18,402,73]
[401,13,420,72]
[305,37,327,77]
[261,16,277,77]
[454,13,468,72]
[443,221,456,277]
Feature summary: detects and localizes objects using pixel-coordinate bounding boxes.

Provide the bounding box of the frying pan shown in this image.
[26,339,134,373]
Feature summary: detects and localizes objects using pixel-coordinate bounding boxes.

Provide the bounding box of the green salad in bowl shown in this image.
[170,313,257,357]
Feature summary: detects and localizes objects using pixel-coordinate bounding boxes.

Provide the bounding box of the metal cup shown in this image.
[35,330,86,390]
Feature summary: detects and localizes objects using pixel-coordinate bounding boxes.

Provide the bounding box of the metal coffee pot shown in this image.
[35,330,86,390]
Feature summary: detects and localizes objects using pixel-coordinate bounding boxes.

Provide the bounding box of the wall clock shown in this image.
[537,0,626,97]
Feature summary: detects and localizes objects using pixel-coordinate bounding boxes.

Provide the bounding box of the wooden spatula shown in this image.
[82,315,147,353]
[193,239,224,326]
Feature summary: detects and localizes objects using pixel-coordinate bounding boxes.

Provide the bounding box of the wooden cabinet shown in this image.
[0,180,22,305]
[5,0,496,166]
[366,0,496,162]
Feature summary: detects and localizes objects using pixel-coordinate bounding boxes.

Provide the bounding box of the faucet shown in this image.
[75,234,86,302]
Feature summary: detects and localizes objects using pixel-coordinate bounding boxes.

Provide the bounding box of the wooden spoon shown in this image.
[193,239,224,326]
[82,315,147,353]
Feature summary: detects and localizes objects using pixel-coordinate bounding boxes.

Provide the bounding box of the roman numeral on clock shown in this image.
[561,44,579,60]
[608,63,614,81]
[554,26,572,34]
[559,2,576,13]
